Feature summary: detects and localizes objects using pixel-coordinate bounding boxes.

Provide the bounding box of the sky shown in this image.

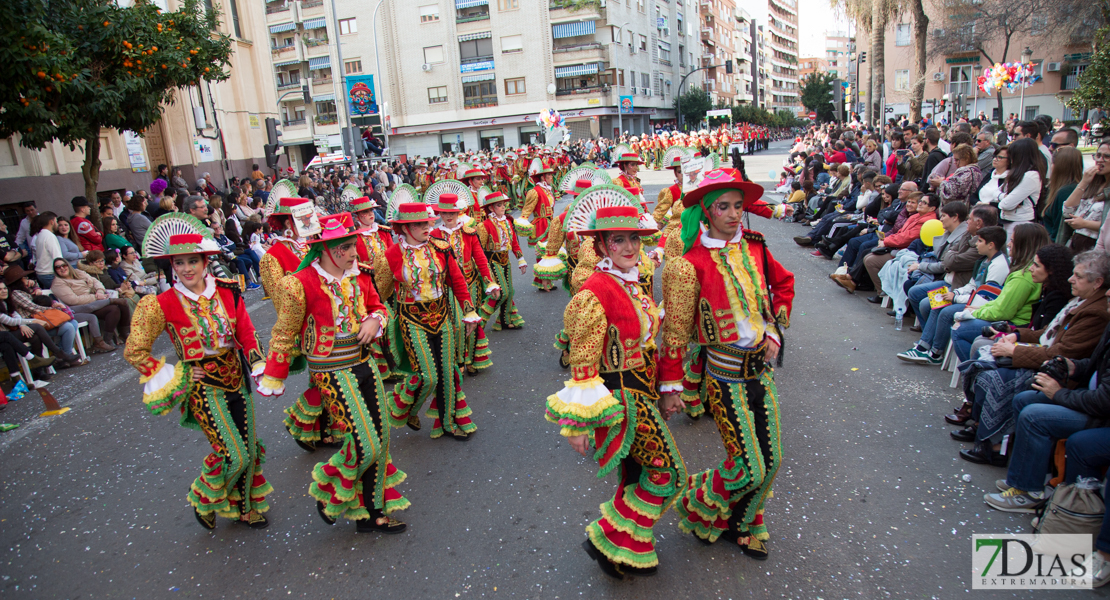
[797,1,852,58]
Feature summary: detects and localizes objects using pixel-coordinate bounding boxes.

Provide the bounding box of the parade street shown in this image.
[0,141,1087,600]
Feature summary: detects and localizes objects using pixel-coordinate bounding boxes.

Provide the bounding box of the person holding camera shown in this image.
[983,290,1110,513]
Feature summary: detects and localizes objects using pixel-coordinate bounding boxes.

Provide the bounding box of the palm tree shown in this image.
[831,0,900,127]
[908,0,929,122]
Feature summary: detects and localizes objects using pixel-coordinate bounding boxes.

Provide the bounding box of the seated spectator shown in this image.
[950,223,1052,361]
[785,181,806,208]
[49,259,130,351]
[118,246,159,295]
[829,182,918,279]
[102,216,133,252]
[1,266,83,366]
[70,197,104,252]
[0,326,47,384]
[863,193,940,301]
[54,218,85,268]
[804,174,890,260]
[935,144,983,206]
[983,314,1110,513]
[212,222,261,290]
[79,250,139,311]
[955,248,1107,465]
[905,204,996,329]
[898,226,1010,365]
[0,218,24,270]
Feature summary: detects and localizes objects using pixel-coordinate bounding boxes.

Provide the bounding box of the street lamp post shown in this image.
[609,22,631,137]
[1019,46,1033,118]
[372,0,390,156]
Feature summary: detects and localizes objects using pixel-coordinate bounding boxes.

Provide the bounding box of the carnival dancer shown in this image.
[658,169,794,560]
[124,223,272,530]
[534,178,594,292]
[257,213,409,533]
[379,203,479,441]
[492,155,513,199]
[476,191,527,331]
[653,156,685,227]
[518,159,557,291]
[545,204,687,579]
[458,163,490,223]
[612,150,648,212]
[511,149,532,211]
[414,160,434,195]
[259,197,311,302]
[351,196,396,379]
[431,194,499,375]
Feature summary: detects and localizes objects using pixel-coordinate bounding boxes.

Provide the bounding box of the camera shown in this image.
[1038,356,1070,385]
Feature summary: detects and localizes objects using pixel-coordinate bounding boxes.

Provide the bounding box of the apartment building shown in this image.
[698,0,736,104]
[0,0,277,216]
[825,31,852,79]
[867,3,1094,125]
[733,7,756,104]
[334,0,702,156]
[738,0,799,113]
[798,56,830,80]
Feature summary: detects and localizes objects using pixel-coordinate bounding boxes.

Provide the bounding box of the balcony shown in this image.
[283,118,307,128]
[549,0,604,23]
[555,84,611,97]
[301,0,325,16]
[266,3,291,17]
[464,97,498,109]
[699,0,711,14]
[304,40,330,58]
[552,42,609,65]
[1064,74,1081,90]
[277,80,302,91]
[460,56,494,73]
[315,113,338,126]
[456,7,491,23]
[311,79,334,94]
[700,28,717,44]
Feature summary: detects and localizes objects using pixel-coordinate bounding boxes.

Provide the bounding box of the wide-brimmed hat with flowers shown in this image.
[578,205,657,236]
[480,191,510,209]
[681,167,764,209]
[392,202,438,224]
[433,193,466,213]
[306,212,367,246]
[349,196,378,213]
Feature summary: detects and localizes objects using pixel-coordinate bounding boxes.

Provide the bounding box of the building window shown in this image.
[463,81,498,108]
[641,72,649,88]
[659,43,670,62]
[428,86,448,104]
[339,18,357,35]
[894,68,909,91]
[498,0,519,9]
[419,4,439,23]
[424,45,445,64]
[504,77,526,95]
[894,23,910,46]
[679,44,685,67]
[344,60,362,74]
[501,35,523,53]
[637,0,645,12]
[460,38,494,64]
[677,15,683,34]
[228,0,242,38]
[639,35,647,51]
[457,2,490,22]
[617,68,625,86]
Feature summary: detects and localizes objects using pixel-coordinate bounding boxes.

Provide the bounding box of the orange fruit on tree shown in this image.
[103,21,110,26]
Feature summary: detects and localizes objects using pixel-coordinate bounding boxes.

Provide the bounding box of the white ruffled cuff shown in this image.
[517,257,528,268]
[462,311,482,324]
[484,282,502,294]
[772,204,787,219]
[361,312,387,339]
[659,382,684,393]
[552,377,614,411]
[143,361,176,397]
[255,375,285,397]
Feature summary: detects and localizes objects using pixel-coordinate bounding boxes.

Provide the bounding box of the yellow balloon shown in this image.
[919,219,945,246]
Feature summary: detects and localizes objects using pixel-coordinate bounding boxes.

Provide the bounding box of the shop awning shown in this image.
[302,17,327,29]
[273,59,300,67]
[455,0,489,8]
[462,72,496,83]
[308,56,331,69]
[554,63,599,78]
[552,20,596,39]
[269,22,296,33]
[314,94,335,103]
[458,31,492,42]
[659,40,671,51]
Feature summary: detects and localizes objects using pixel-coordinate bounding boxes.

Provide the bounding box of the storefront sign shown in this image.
[123,130,148,173]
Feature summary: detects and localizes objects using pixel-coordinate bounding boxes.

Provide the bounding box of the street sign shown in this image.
[706,109,732,117]
[808,112,817,120]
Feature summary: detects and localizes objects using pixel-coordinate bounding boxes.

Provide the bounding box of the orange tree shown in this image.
[0,0,232,229]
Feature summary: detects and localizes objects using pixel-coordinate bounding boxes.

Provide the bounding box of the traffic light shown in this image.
[302,83,311,104]
[725,59,733,74]
[342,126,365,158]
[939,98,947,111]
[264,117,282,170]
[859,51,866,63]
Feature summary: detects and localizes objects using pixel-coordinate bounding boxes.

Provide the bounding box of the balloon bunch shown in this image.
[536,108,566,129]
[977,62,1040,95]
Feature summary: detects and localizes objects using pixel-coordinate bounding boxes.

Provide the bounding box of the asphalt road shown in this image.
[1,141,1102,599]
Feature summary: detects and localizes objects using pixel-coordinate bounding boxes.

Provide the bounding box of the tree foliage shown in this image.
[0,0,233,223]
[800,73,837,122]
[1068,25,1110,113]
[677,86,713,129]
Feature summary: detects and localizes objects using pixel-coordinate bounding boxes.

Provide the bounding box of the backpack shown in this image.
[1033,477,1105,546]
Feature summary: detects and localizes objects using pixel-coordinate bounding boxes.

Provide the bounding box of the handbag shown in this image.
[38,308,70,329]
[1034,477,1105,545]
